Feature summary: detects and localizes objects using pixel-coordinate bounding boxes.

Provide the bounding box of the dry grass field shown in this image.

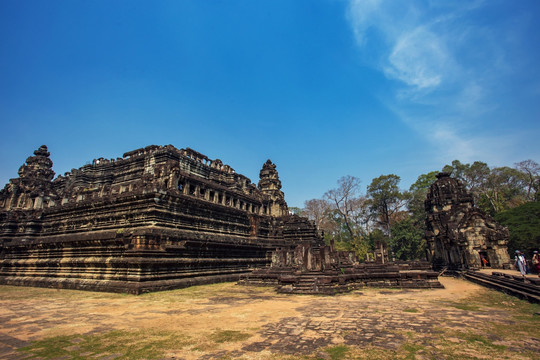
[0,277,539,360]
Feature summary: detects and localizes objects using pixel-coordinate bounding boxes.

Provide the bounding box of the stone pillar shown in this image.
[33,196,43,209]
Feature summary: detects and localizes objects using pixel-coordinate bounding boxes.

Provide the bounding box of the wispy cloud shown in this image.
[347,0,454,92]
[385,26,447,89]
[346,0,537,165]
[347,0,384,46]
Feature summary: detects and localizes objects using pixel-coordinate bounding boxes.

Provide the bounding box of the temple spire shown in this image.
[258,159,287,216]
[0,145,55,210]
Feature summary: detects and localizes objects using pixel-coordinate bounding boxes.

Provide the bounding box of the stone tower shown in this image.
[425,173,511,271]
[0,145,56,210]
[258,159,288,216]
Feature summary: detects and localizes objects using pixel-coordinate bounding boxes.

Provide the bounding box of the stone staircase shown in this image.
[464,270,540,303]
[277,271,358,295]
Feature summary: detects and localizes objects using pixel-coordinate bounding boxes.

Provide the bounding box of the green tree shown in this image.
[366,174,406,236]
[324,208,354,244]
[389,218,426,261]
[408,171,439,222]
[376,171,439,262]
[324,176,371,240]
[323,176,374,260]
[365,229,388,261]
[442,160,530,215]
[479,166,527,215]
[515,159,540,201]
[495,201,540,257]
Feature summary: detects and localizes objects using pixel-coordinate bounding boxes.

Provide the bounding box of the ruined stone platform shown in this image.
[239,243,443,294]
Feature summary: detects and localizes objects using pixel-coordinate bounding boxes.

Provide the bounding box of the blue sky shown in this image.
[1,0,539,208]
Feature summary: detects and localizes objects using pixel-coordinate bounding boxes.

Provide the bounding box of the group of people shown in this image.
[514,250,540,277]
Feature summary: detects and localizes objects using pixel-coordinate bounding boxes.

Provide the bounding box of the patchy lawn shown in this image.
[0,277,538,359]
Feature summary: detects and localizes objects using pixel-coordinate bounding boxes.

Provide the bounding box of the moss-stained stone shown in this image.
[425,173,512,271]
[0,145,323,294]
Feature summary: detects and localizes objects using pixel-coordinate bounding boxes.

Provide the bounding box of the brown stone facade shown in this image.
[240,241,442,294]
[425,173,511,271]
[0,145,321,294]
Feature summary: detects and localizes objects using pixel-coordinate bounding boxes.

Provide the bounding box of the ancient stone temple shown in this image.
[0,145,321,294]
[425,173,511,271]
[240,241,443,294]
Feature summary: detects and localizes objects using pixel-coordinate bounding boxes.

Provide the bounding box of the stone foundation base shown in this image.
[239,262,443,295]
[0,272,249,295]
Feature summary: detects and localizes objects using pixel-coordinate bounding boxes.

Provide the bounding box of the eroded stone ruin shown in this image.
[240,241,443,294]
[0,145,321,294]
[425,172,511,271]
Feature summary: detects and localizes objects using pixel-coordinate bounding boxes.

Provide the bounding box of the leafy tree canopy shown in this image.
[495,201,540,257]
[299,158,538,263]
[442,159,536,215]
[408,171,439,222]
[389,218,426,261]
[366,174,405,235]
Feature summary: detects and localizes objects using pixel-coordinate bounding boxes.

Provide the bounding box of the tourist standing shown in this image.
[480,254,488,268]
[515,250,527,277]
[532,251,540,277]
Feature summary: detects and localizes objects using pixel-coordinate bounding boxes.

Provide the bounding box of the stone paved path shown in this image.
[0,277,538,359]
[241,291,511,355]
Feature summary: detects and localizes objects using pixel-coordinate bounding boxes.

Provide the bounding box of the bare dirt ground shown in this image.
[0,276,539,360]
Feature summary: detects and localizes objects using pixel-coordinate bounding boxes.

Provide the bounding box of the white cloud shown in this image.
[346,0,383,45]
[397,111,519,166]
[385,27,447,89]
[346,0,532,165]
[432,128,522,167]
[348,0,455,92]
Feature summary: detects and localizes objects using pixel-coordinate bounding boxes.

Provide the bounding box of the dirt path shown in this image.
[0,277,538,359]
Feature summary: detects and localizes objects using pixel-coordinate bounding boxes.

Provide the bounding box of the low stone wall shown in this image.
[239,243,443,295]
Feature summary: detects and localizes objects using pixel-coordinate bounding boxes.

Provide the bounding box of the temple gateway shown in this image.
[0,145,321,294]
[425,173,512,271]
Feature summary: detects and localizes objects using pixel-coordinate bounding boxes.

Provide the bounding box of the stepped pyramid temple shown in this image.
[0,145,321,294]
[425,173,511,271]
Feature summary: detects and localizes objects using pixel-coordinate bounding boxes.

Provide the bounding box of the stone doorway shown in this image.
[479,251,490,268]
